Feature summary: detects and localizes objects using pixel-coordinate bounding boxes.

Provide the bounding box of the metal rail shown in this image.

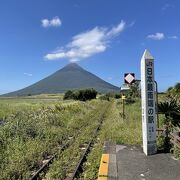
[29,105,108,180]
[65,108,108,180]
[30,111,100,179]
[30,138,72,180]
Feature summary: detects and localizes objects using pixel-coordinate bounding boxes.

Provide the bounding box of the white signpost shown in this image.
[141,49,157,155]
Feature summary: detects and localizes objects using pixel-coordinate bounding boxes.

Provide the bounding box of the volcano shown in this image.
[3,63,120,96]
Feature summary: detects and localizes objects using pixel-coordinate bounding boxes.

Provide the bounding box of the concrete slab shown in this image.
[116,145,180,180]
[103,141,118,180]
[108,154,118,180]
[103,141,116,154]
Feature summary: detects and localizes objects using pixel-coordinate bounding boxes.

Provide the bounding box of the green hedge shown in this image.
[63,89,97,101]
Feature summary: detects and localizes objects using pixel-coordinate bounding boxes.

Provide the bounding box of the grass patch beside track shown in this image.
[82,99,142,179]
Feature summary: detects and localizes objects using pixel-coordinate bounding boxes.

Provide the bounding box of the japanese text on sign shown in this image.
[146,61,155,143]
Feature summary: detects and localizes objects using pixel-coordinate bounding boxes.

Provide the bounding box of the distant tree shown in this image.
[63,90,74,100]
[167,86,173,92]
[114,94,121,99]
[125,97,136,104]
[104,92,121,99]
[129,81,140,98]
[74,89,97,101]
[166,83,180,101]
[63,89,97,101]
[99,94,110,101]
[174,83,180,93]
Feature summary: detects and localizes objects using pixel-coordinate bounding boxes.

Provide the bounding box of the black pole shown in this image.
[123,98,125,120]
[155,81,159,128]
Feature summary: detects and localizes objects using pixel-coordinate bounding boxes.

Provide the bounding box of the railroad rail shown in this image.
[65,113,105,180]
[30,103,109,180]
[30,140,71,180]
[30,125,91,179]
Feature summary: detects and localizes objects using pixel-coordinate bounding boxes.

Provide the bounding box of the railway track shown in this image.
[29,102,109,180]
[65,115,105,180]
[30,139,71,180]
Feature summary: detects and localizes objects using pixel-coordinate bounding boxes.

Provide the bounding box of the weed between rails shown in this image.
[44,101,110,179]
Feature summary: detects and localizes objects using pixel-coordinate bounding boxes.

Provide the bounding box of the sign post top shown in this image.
[141,49,154,61]
[122,95,126,100]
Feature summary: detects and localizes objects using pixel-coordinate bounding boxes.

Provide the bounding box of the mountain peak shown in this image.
[3,63,119,96]
[62,63,83,71]
[65,63,80,67]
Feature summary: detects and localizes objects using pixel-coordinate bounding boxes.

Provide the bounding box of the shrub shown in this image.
[63,90,74,100]
[158,99,180,126]
[125,97,136,104]
[129,81,140,98]
[114,94,121,99]
[63,89,97,101]
[74,89,97,101]
[99,93,121,101]
[166,83,180,100]
[99,94,110,101]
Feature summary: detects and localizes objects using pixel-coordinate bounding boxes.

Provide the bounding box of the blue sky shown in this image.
[0,0,180,94]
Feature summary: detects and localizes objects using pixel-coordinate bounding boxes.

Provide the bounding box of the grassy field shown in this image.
[0,94,172,179]
[0,96,98,179]
[0,94,72,120]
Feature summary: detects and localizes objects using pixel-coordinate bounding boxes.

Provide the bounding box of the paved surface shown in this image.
[116,145,180,180]
[100,141,118,180]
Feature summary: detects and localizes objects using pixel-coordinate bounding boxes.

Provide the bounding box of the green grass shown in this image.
[0,97,102,179]
[104,99,142,144]
[0,94,73,120]
[82,99,142,179]
[0,96,143,179]
[45,101,110,179]
[1,95,170,180]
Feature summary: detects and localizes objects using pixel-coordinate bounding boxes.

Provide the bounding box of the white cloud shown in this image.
[147,33,165,40]
[45,20,126,62]
[41,17,62,28]
[106,21,126,37]
[24,73,33,77]
[168,36,178,40]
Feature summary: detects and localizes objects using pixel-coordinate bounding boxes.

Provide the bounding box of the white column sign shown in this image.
[141,49,157,155]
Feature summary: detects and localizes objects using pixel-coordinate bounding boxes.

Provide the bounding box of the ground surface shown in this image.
[116,144,180,180]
